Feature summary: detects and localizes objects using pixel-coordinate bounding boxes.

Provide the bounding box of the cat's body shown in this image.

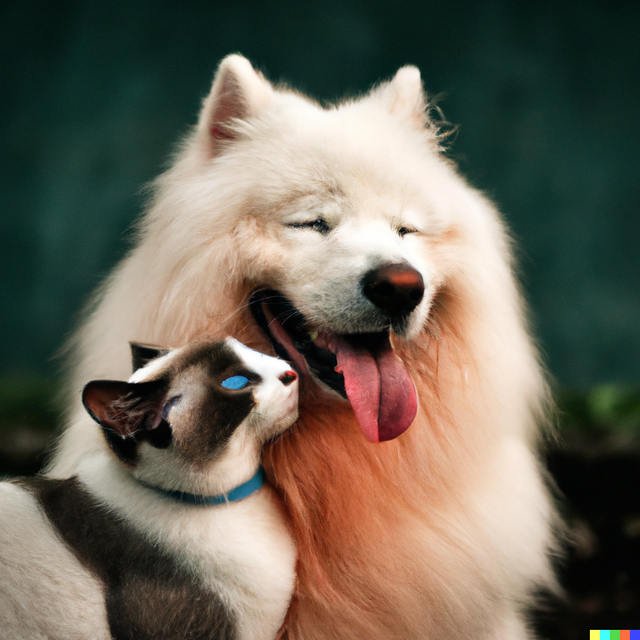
[0,339,298,640]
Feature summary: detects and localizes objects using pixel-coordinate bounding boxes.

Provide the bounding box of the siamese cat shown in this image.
[0,338,298,640]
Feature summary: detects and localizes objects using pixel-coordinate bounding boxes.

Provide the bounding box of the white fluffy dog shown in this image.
[49,55,558,639]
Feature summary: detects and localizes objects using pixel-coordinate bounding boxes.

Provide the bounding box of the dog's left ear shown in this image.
[371,66,426,129]
[197,54,273,158]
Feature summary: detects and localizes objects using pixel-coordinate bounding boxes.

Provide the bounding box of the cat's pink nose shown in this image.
[279,370,297,386]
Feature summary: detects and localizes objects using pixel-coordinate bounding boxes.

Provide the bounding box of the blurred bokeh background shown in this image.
[2,0,639,388]
[1,0,639,636]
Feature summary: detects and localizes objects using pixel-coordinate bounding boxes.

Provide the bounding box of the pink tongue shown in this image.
[325,334,418,443]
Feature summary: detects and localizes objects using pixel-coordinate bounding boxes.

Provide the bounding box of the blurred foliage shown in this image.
[557,384,640,435]
[0,375,61,476]
[0,375,61,434]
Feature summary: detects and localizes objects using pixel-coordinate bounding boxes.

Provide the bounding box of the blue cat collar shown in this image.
[143,466,266,505]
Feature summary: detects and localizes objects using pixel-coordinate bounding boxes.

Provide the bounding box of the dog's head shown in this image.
[82,338,298,492]
[147,56,495,445]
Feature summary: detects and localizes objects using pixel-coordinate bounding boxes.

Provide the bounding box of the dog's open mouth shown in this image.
[250,290,418,443]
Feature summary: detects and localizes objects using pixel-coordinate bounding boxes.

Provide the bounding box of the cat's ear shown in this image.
[130,342,170,373]
[197,54,273,157]
[82,379,166,463]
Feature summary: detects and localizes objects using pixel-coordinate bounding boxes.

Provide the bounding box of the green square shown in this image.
[611,632,620,640]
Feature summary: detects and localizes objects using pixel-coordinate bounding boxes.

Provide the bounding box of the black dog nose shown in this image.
[362,263,424,316]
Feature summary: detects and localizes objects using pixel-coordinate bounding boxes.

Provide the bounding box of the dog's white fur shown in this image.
[1,339,298,640]
[48,55,557,638]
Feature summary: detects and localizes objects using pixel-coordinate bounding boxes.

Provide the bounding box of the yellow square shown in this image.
[590,632,600,640]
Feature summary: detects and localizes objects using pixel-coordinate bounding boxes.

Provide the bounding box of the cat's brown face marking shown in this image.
[83,339,298,468]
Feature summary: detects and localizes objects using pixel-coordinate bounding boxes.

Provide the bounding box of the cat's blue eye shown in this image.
[221,375,250,390]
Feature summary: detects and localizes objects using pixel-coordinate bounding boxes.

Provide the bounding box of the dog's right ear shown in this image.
[130,342,170,373]
[369,65,427,131]
[197,54,273,158]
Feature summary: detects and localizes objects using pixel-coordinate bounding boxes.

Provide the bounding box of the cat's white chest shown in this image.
[82,459,296,640]
[180,491,297,640]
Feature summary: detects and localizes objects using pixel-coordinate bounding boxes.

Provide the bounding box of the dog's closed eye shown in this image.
[286,219,331,235]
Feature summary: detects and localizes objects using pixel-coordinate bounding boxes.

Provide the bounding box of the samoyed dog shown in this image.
[51,55,557,639]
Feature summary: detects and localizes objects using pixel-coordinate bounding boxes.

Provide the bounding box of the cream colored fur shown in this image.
[48,55,558,639]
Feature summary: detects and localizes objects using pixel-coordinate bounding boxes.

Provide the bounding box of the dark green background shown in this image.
[1,0,638,388]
